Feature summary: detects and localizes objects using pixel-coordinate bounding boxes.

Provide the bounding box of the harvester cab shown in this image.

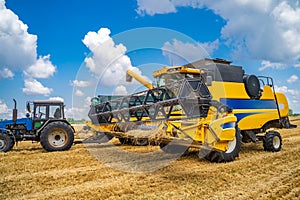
[0,99,74,152]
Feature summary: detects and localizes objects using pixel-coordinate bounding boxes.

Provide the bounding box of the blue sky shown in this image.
[0,0,300,119]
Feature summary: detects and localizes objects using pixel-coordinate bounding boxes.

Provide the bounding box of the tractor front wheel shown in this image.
[263,130,282,152]
[40,122,74,152]
[0,133,15,152]
[204,127,241,163]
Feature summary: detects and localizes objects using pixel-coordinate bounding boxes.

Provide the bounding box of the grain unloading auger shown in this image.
[87,72,240,163]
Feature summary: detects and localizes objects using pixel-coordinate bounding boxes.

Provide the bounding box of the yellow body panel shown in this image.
[207,81,288,130]
[276,92,289,117]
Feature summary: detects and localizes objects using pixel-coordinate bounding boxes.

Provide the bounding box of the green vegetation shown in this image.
[66,118,87,124]
[289,109,300,116]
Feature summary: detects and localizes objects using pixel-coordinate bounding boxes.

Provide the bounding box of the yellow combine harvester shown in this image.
[87,58,296,162]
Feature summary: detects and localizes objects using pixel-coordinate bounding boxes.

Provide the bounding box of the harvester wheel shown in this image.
[135,139,148,146]
[118,138,134,145]
[205,128,241,163]
[0,133,15,152]
[40,122,74,152]
[263,130,282,152]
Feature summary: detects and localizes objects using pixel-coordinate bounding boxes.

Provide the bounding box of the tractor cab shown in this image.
[27,100,65,129]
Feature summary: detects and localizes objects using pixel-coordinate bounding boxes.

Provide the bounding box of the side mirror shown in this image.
[26,102,31,113]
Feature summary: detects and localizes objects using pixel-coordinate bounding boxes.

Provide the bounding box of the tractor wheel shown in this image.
[263,130,282,152]
[40,122,74,152]
[205,128,241,163]
[0,133,15,152]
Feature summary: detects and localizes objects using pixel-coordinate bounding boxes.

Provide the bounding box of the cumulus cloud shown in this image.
[24,55,56,78]
[162,39,218,64]
[22,79,53,96]
[65,107,87,119]
[113,85,128,95]
[0,0,55,95]
[136,0,300,64]
[82,27,145,88]
[0,68,14,78]
[72,80,90,87]
[49,97,64,102]
[275,84,300,112]
[0,0,36,71]
[136,0,176,16]
[287,75,299,84]
[75,89,84,97]
[0,99,9,114]
[259,60,287,71]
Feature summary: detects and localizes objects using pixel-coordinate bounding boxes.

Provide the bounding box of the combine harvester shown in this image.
[87,58,296,162]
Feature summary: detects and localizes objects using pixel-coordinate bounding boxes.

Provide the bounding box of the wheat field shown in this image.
[1,118,299,199]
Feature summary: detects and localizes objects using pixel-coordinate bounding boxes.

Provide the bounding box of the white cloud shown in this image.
[162,39,218,64]
[287,75,298,83]
[75,89,84,97]
[259,60,287,71]
[72,80,90,87]
[275,84,300,113]
[82,27,146,90]
[113,85,128,95]
[24,55,56,78]
[82,28,131,86]
[22,79,53,96]
[0,67,14,78]
[0,0,37,70]
[275,85,300,96]
[0,99,9,114]
[205,0,300,62]
[84,97,92,107]
[136,0,176,16]
[0,0,56,95]
[49,97,64,102]
[136,0,300,64]
[65,107,86,119]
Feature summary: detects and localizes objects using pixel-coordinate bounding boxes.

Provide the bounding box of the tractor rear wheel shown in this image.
[263,130,282,152]
[40,122,74,152]
[204,127,241,163]
[0,133,15,152]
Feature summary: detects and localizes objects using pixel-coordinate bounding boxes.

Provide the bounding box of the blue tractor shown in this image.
[0,99,74,152]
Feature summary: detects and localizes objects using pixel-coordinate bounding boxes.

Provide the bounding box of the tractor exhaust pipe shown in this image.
[13,99,17,125]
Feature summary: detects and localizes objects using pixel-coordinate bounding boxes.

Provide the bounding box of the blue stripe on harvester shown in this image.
[234,113,259,122]
[220,99,277,110]
[222,122,236,129]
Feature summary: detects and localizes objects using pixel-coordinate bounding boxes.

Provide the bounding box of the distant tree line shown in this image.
[289,109,300,116]
[67,118,87,124]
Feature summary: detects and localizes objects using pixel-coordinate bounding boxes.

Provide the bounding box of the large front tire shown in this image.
[40,122,74,152]
[205,128,241,163]
[0,133,15,152]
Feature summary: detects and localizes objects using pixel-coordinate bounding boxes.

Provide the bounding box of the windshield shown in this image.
[156,73,199,87]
